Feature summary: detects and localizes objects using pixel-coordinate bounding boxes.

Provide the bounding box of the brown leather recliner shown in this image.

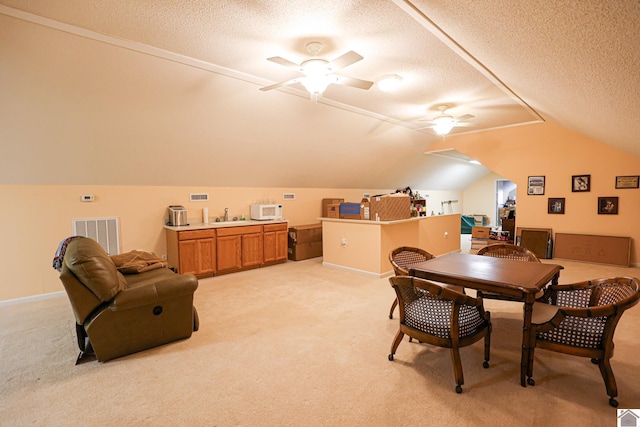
[58,237,199,362]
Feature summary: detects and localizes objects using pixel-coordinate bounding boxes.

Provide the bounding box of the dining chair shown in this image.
[388,276,491,393]
[527,276,640,407]
[388,247,435,319]
[476,243,541,301]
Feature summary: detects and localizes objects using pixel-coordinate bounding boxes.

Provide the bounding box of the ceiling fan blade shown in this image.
[259,77,303,91]
[267,56,302,71]
[456,114,475,121]
[330,51,363,71]
[333,75,373,90]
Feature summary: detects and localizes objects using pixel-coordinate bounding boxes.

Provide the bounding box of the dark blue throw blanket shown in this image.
[52,236,82,272]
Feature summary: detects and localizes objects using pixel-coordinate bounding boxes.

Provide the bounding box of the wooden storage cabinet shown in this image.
[166,222,287,277]
[216,225,263,274]
[166,229,216,278]
[263,223,288,264]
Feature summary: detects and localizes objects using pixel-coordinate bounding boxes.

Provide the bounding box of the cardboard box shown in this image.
[369,194,411,221]
[288,241,323,261]
[338,200,371,220]
[472,226,491,238]
[322,198,344,217]
[339,202,362,219]
[326,204,340,218]
[288,224,322,245]
[489,230,510,241]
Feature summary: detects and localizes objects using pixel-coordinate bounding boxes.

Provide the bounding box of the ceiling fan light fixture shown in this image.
[377,74,403,92]
[301,76,331,100]
[433,115,456,135]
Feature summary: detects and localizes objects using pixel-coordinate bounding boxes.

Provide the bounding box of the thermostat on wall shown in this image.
[81,195,94,202]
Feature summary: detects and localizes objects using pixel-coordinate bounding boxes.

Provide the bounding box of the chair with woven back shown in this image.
[527,276,640,407]
[388,246,435,319]
[388,276,492,393]
[476,243,541,301]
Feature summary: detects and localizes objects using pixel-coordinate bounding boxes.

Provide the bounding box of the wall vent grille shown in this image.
[72,217,120,255]
[190,193,209,202]
[363,193,371,199]
[283,193,296,201]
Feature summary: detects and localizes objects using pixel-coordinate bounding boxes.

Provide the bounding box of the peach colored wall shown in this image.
[0,185,393,301]
[430,122,640,266]
[418,214,462,256]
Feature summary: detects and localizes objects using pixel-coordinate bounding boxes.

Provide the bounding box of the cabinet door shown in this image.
[178,240,198,275]
[197,237,216,275]
[275,230,288,261]
[263,231,277,263]
[241,233,263,267]
[217,235,242,271]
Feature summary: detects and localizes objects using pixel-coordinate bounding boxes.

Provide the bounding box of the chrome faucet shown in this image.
[224,208,229,222]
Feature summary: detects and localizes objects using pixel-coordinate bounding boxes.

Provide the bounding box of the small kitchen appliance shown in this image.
[166,205,188,226]
[250,204,283,221]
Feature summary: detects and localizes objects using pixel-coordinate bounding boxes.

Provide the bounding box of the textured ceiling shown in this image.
[0,0,638,190]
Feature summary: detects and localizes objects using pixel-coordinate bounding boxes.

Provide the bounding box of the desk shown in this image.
[408,252,563,387]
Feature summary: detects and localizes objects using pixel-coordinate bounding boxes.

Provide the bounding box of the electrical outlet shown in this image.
[341,238,348,247]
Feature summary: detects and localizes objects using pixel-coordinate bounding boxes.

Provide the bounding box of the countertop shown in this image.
[318,215,437,225]
[164,218,288,231]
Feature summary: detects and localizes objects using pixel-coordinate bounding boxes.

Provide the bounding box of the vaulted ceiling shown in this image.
[1,1,638,190]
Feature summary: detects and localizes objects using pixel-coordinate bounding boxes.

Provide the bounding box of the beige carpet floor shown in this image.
[1,254,639,426]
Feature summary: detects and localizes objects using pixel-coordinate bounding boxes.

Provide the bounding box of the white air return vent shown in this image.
[363,193,371,199]
[72,217,120,255]
[190,193,209,202]
[283,193,296,201]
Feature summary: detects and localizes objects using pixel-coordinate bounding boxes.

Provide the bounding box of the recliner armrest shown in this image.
[110,274,198,311]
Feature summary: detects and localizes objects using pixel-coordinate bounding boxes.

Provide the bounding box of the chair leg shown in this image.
[483,332,491,369]
[450,346,465,393]
[389,298,398,319]
[597,357,619,407]
[388,330,404,361]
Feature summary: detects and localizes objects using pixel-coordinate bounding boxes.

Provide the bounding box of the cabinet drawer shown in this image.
[263,223,287,232]
[178,229,216,240]
[216,225,262,237]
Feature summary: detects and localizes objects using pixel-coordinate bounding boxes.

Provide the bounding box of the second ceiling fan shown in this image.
[260,41,373,101]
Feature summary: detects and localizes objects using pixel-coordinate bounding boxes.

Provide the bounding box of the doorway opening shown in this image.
[496,180,516,243]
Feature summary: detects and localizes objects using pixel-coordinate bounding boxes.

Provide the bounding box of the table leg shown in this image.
[521,296,534,387]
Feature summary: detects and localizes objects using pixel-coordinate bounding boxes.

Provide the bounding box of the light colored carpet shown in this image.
[1,256,639,426]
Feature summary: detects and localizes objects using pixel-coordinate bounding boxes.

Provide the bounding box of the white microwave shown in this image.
[250,204,283,221]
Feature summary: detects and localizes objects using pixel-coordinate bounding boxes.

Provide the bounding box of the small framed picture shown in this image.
[598,197,619,215]
[572,175,590,192]
[548,198,565,214]
[527,176,545,195]
[615,175,639,189]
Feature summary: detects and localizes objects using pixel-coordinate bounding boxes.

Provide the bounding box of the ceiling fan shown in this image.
[421,105,474,136]
[260,41,374,101]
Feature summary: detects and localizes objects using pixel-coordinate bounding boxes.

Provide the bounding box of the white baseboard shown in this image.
[322,262,393,278]
[0,291,66,307]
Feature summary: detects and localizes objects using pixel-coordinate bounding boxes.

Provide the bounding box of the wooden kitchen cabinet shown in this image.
[263,223,288,264]
[166,228,216,278]
[216,225,263,274]
[166,221,287,277]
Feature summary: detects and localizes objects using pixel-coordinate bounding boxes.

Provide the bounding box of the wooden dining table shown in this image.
[408,252,563,387]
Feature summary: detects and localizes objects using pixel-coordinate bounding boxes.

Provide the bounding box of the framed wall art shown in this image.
[548,198,565,214]
[615,175,639,189]
[571,175,590,192]
[527,176,545,195]
[598,197,619,215]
